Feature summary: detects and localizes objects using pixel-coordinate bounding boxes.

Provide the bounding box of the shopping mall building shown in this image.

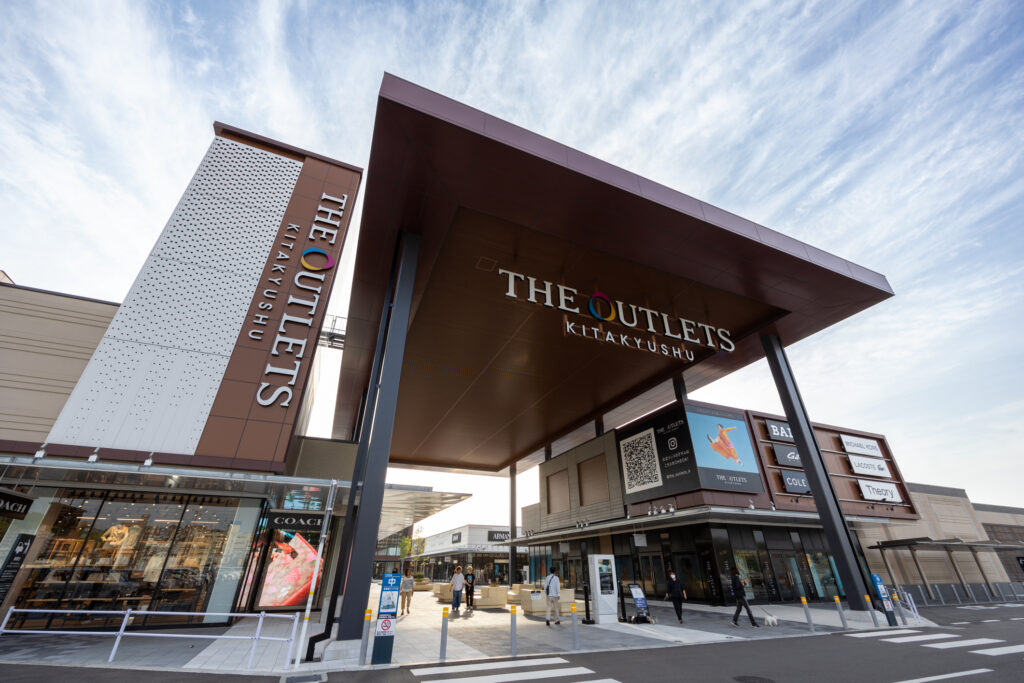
[1,75,1021,649]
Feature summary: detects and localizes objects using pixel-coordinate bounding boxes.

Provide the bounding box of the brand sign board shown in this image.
[451,532,462,544]
[0,488,33,520]
[0,534,34,604]
[266,509,324,531]
[840,434,884,458]
[780,470,812,494]
[772,443,802,468]
[765,419,794,443]
[377,572,401,617]
[487,530,510,542]
[616,402,764,504]
[858,480,903,503]
[497,268,735,363]
[848,454,892,478]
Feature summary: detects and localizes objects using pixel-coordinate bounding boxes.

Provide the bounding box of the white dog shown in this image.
[760,609,778,627]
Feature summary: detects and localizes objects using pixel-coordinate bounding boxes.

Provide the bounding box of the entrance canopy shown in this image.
[334,74,893,474]
[870,537,1024,553]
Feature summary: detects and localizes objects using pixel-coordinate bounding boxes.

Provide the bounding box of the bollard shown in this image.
[833,596,849,630]
[440,607,449,662]
[865,595,880,628]
[359,609,372,665]
[893,594,908,626]
[800,596,815,633]
[571,602,579,650]
[510,604,517,656]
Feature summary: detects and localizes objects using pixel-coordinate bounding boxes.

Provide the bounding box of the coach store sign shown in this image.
[267,510,324,530]
[0,488,32,519]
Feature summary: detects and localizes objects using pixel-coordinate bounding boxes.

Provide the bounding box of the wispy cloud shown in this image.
[1,0,1022,514]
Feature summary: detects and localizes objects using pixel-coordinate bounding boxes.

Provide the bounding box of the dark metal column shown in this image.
[761,334,870,610]
[337,233,420,640]
[672,375,687,403]
[508,460,517,588]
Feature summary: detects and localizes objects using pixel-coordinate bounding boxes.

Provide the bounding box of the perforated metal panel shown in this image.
[48,137,302,454]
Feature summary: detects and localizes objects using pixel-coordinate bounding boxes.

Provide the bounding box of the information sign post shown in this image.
[371,572,401,664]
[871,573,898,626]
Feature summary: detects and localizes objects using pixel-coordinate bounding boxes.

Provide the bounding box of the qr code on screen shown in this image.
[620,427,663,494]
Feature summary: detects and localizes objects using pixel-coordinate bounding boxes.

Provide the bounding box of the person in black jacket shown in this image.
[664,571,688,623]
[730,567,759,628]
[464,565,475,611]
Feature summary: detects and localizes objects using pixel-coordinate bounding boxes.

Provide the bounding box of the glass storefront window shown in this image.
[6,489,260,628]
[806,551,840,601]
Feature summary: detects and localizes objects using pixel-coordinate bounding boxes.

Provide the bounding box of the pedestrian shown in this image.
[464,565,476,611]
[400,566,414,615]
[544,565,561,626]
[729,567,759,628]
[664,570,687,623]
[451,565,465,611]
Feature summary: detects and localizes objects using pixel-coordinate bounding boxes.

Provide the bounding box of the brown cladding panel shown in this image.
[194,146,361,471]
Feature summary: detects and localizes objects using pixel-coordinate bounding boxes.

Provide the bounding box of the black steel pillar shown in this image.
[594,416,604,436]
[672,375,687,403]
[337,233,420,639]
[508,460,517,587]
[761,334,870,610]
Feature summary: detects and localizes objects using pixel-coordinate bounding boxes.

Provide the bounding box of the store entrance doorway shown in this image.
[638,553,666,596]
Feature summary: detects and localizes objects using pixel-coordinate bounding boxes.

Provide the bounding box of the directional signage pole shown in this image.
[371,572,401,664]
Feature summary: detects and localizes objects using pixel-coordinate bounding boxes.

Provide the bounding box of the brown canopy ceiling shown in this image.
[333,74,893,474]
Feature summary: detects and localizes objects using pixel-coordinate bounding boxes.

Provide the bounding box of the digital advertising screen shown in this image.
[685,403,765,494]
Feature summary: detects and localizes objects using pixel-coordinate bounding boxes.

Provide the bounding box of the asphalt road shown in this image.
[5,604,1024,682]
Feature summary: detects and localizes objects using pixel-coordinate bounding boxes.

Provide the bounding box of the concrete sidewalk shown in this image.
[0,586,927,675]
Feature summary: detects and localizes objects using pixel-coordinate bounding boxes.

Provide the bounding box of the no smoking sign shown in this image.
[375,617,396,637]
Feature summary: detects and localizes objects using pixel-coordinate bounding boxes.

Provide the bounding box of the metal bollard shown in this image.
[247,611,267,670]
[359,609,372,665]
[571,602,579,650]
[865,595,880,628]
[510,604,517,656]
[833,596,849,630]
[893,594,908,626]
[800,596,815,633]
[440,607,449,662]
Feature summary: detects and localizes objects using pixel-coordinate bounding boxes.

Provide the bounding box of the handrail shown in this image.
[0,606,300,671]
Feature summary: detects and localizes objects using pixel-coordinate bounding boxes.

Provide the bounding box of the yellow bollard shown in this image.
[443,606,450,618]
[364,609,372,621]
[571,602,577,613]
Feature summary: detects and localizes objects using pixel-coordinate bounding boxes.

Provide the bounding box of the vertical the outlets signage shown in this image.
[496,268,734,361]
[251,193,347,408]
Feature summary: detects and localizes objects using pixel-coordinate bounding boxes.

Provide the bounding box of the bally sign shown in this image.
[848,454,892,478]
[765,419,794,443]
[841,434,884,458]
[266,510,324,531]
[0,488,33,520]
[858,480,903,503]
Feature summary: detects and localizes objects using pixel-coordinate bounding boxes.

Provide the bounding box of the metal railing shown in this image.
[0,607,300,670]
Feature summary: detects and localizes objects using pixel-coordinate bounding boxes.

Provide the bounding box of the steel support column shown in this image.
[969,547,997,600]
[337,233,420,640]
[509,460,517,588]
[879,548,902,592]
[761,334,870,610]
[909,547,935,600]
[945,548,974,602]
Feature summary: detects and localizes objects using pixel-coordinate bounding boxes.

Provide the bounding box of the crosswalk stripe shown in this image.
[846,629,920,638]
[951,622,970,625]
[968,643,1024,656]
[881,634,958,643]
[888,669,992,683]
[412,658,569,676]
[923,638,1004,649]
[980,619,999,623]
[419,667,596,683]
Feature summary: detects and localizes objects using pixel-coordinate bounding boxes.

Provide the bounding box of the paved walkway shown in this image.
[0,585,932,675]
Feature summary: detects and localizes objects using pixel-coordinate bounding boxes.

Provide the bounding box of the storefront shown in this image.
[410,525,527,586]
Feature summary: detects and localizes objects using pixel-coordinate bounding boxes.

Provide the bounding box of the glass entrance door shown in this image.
[638,554,665,596]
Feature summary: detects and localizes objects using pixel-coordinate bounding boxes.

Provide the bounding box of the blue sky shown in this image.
[2,1,1023,530]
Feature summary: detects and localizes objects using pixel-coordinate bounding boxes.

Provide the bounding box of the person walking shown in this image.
[399,567,414,615]
[451,565,465,611]
[729,567,759,628]
[464,565,476,611]
[544,566,561,626]
[664,570,687,623]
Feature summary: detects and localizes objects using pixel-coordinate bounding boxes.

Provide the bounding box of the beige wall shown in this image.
[856,483,1010,586]
[537,431,623,532]
[0,284,116,444]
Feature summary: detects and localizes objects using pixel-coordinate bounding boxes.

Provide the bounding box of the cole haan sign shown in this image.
[497,268,734,361]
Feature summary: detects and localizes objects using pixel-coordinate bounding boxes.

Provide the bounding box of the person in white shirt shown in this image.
[450,565,466,611]
[544,566,561,626]
[399,567,414,615]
